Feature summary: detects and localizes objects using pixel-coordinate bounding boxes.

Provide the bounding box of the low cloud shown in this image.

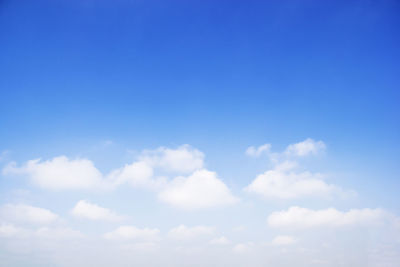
[168,225,215,241]
[104,226,160,241]
[158,169,238,210]
[71,200,124,222]
[0,204,59,225]
[267,206,387,229]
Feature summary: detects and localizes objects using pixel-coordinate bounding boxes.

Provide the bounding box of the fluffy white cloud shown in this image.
[71,200,123,222]
[245,144,271,157]
[104,226,160,241]
[0,223,29,238]
[285,138,326,157]
[3,156,105,190]
[245,161,340,199]
[267,206,386,229]
[158,169,238,210]
[210,236,230,245]
[35,227,84,239]
[233,242,254,253]
[140,145,204,173]
[168,225,215,240]
[271,235,297,246]
[0,204,58,225]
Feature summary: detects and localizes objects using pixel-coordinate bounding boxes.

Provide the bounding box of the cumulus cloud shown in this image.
[0,204,59,225]
[107,161,161,189]
[245,161,341,199]
[104,226,160,241]
[245,144,271,157]
[168,225,215,241]
[3,156,105,190]
[267,206,387,229]
[285,138,326,157]
[158,169,238,210]
[0,223,29,238]
[71,200,124,222]
[271,235,297,246]
[140,145,204,173]
[233,242,254,253]
[34,227,84,239]
[210,236,230,245]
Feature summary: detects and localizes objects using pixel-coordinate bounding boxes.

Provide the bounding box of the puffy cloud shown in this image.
[210,236,230,245]
[233,242,254,253]
[0,204,58,225]
[0,223,29,238]
[140,145,204,173]
[71,200,124,222]
[108,161,153,186]
[271,235,297,246]
[0,224,83,240]
[34,227,84,239]
[168,225,215,241]
[245,144,271,157]
[108,161,166,190]
[104,226,160,241]
[267,206,387,229]
[3,156,104,190]
[285,138,326,157]
[158,169,238,210]
[245,161,340,199]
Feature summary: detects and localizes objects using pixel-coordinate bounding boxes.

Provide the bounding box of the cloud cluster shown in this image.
[267,206,386,228]
[168,225,215,241]
[71,200,124,222]
[104,226,160,241]
[3,145,237,210]
[245,161,340,199]
[158,169,239,210]
[0,204,59,225]
[3,157,104,190]
[245,139,350,200]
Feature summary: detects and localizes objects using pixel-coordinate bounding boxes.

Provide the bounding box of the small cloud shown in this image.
[245,144,271,157]
[158,169,238,210]
[210,236,230,245]
[272,235,297,246]
[285,138,326,157]
[0,204,59,225]
[267,206,387,229]
[71,200,124,222]
[233,242,254,253]
[168,225,215,241]
[104,226,160,241]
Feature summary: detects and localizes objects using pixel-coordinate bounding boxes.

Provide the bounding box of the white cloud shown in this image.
[245,161,340,199]
[267,206,387,229]
[104,226,160,241]
[35,227,84,239]
[158,169,238,210]
[71,200,124,222]
[271,235,297,246]
[210,236,230,245]
[233,242,254,253]
[0,223,29,238]
[168,225,215,241]
[107,161,165,190]
[3,156,105,190]
[285,138,326,157]
[140,145,204,173]
[0,204,58,225]
[245,144,271,157]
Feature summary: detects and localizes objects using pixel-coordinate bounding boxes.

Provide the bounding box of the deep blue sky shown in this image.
[1,0,399,207]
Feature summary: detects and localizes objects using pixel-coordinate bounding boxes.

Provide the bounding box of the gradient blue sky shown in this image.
[0,1,399,266]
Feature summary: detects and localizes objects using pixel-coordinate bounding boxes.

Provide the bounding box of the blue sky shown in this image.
[0,0,399,266]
